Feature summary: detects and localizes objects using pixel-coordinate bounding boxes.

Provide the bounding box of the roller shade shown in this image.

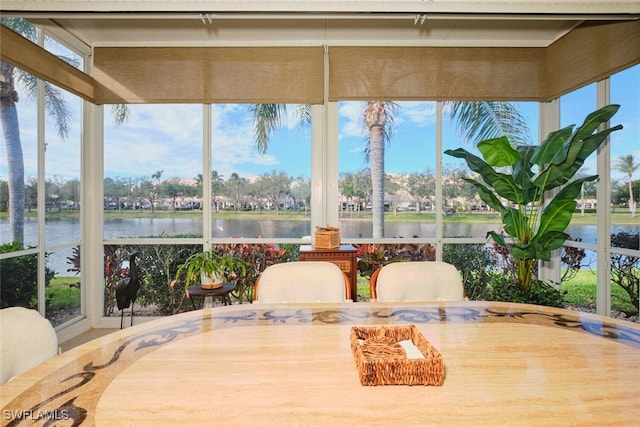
[328,46,547,101]
[546,20,640,101]
[93,46,325,104]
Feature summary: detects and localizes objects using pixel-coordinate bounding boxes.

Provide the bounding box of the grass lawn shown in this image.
[561,269,636,314]
[14,209,640,226]
[47,277,81,310]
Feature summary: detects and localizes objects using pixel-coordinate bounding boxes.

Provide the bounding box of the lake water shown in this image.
[2,217,638,274]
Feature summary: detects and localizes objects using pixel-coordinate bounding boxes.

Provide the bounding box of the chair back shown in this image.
[371,261,464,302]
[255,261,350,303]
[0,307,58,384]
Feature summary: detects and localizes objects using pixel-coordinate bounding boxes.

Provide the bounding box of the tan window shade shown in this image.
[0,25,94,102]
[93,46,324,104]
[329,46,547,102]
[546,20,640,101]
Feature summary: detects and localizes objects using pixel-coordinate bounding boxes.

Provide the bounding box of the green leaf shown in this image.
[487,231,508,247]
[530,231,570,261]
[446,148,526,203]
[533,123,622,190]
[538,199,577,234]
[462,178,507,214]
[536,177,597,236]
[512,145,536,191]
[502,207,531,241]
[477,137,520,167]
[530,126,573,166]
[566,104,620,150]
[531,105,622,191]
[511,243,537,260]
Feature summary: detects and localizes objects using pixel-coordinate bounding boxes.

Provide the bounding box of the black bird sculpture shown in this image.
[115,252,142,329]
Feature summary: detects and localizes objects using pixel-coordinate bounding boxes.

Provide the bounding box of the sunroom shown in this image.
[0,1,639,344]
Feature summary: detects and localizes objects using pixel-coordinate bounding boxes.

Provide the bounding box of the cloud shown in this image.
[396,101,437,127]
[339,102,365,138]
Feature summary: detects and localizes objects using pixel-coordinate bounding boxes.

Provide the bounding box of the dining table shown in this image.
[1,301,639,426]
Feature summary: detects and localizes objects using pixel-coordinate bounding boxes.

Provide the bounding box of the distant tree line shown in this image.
[1,169,637,215]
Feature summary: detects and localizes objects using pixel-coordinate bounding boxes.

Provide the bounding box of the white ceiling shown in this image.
[2,1,639,50]
[25,15,590,49]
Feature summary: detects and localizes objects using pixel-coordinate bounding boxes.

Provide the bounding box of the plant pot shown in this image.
[201,271,223,289]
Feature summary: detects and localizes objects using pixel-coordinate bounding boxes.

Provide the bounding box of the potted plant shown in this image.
[445,105,622,292]
[175,249,248,290]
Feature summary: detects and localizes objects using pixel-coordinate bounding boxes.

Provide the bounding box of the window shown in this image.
[211,104,311,239]
[103,104,204,239]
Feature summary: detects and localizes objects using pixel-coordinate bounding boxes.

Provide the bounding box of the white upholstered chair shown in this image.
[370,261,465,302]
[0,307,59,384]
[254,261,351,303]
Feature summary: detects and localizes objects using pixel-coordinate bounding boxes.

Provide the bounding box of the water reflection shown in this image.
[2,217,637,243]
[2,217,637,274]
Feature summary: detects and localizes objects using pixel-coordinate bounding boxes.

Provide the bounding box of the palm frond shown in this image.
[447,101,532,146]
[110,104,130,125]
[249,104,286,154]
[43,83,73,139]
[17,73,72,139]
[295,104,312,127]
[613,154,640,176]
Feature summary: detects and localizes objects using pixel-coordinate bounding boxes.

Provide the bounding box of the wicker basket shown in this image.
[314,226,340,249]
[350,325,444,386]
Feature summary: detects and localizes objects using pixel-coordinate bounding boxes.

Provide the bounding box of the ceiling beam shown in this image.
[1,0,639,14]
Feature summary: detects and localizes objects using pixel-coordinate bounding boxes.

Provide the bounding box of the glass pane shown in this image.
[44,83,81,243]
[442,101,538,238]
[45,34,83,71]
[610,64,640,237]
[211,104,311,239]
[103,104,204,239]
[561,247,597,313]
[43,78,83,324]
[46,245,81,326]
[338,101,436,239]
[561,84,597,244]
[609,64,640,322]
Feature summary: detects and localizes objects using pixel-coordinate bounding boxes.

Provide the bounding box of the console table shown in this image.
[299,245,359,301]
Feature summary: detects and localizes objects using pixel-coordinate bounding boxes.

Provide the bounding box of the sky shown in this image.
[2,65,639,186]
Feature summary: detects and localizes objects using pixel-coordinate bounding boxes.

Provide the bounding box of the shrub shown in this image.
[101,240,299,315]
[443,243,497,300]
[213,243,295,303]
[610,231,639,317]
[1,242,54,309]
[354,243,435,280]
[103,235,200,315]
[487,275,565,308]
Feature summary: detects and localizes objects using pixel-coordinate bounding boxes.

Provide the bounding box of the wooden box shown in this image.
[314,226,340,249]
[350,325,444,386]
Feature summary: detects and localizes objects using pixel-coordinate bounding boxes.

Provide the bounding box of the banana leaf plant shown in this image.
[445,105,622,291]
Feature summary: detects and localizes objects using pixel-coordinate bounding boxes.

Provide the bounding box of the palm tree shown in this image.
[1,18,70,244]
[226,172,246,214]
[250,100,531,238]
[363,101,396,237]
[211,170,224,212]
[613,154,639,217]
